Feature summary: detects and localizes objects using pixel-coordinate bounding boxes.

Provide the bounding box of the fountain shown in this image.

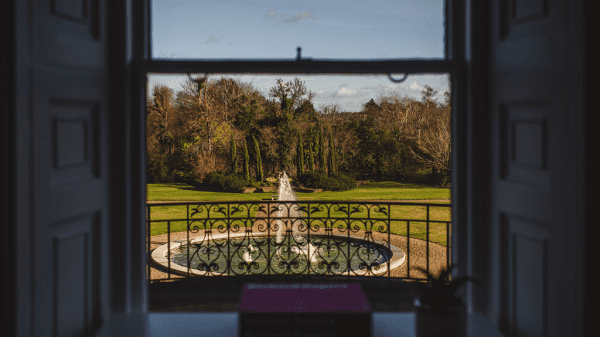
[150,171,405,276]
[274,172,321,263]
[242,244,257,264]
[275,172,302,243]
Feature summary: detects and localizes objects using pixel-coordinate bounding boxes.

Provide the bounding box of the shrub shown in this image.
[401,168,450,188]
[202,171,224,187]
[430,169,450,188]
[174,170,194,183]
[202,171,248,191]
[299,171,356,191]
[336,174,357,191]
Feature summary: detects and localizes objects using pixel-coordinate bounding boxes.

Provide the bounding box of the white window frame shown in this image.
[129,0,474,315]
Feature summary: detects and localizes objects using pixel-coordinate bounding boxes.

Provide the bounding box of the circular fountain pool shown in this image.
[151,232,405,277]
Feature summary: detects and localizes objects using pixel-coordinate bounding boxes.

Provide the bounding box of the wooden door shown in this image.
[487,0,584,336]
[30,1,112,336]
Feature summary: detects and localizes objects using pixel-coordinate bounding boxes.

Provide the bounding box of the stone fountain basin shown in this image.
[150,232,405,277]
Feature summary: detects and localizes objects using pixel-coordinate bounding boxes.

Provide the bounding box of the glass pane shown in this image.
[145,73,450,178]
[145,73,453,298]
[151,0,445,59]
[147,73,450,112]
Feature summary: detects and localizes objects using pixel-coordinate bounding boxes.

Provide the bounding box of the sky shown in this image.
[149,0,449,112]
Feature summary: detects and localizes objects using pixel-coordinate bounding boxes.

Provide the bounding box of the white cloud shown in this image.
[338,88,356,96]
[265,10,317,24]
[410,82,423,91]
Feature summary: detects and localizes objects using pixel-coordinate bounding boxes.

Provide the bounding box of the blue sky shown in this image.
[149,0,449,112]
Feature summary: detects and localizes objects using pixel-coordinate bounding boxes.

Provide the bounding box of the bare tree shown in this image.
[149,85,174,140]
[409,89,451,176]
[377,94,426,138]
[178,74,232,155]
[372,88,451,180]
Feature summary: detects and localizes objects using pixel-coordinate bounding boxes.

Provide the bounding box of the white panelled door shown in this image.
[488,0,581,336]
[31,1,111,336]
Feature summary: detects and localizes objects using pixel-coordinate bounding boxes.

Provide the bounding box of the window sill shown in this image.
[93,312,504,337]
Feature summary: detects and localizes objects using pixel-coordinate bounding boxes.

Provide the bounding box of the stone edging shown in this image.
[150,232,406,277]
[147,228,450,281]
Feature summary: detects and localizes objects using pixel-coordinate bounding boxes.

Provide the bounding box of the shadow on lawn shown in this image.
[162,182,222,193]
[358,182,435,189]
[154,181,446,194]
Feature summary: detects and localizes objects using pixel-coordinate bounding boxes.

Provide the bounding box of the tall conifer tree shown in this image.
[319,127,326,172]
[243,139,250,181]
[231,134,238,174]
[328,131,336,176]
[252,135,263,181]
[297,131,304,177]
[308,143,315,173]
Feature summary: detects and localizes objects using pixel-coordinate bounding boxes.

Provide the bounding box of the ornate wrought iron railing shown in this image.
[146,201,451,282]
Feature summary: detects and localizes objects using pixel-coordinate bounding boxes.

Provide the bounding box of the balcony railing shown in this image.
[146,201,451,283]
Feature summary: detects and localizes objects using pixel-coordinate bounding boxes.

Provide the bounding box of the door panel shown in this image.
[35,0,103,68]
[31,1,109,336]
[489,0,573,336]
[499,102,550,189]
[500,214,550,337]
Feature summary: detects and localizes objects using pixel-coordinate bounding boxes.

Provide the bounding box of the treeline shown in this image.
[146,75,451,187]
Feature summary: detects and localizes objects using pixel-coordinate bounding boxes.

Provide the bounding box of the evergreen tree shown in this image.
[328,131,336,176]
[361,98,380,113]
[308,143,315,173]
[297,131,304,177]
[252,135,264,181]
[243,139,250,181]
[231,134,238,174]
[275,112,293,172]
[319,127,326,172]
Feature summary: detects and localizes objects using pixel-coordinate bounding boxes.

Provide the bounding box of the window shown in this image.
[139,0,466,311]
[151,0,446,60]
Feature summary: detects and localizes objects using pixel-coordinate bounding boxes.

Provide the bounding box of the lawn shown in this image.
[146,182,451,246]
[147,181,450,202]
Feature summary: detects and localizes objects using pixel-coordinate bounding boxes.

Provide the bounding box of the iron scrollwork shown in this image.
[148,200,451,280]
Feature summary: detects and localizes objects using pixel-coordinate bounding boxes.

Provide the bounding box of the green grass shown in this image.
[298,181,450,201]
[147,181,450,202]
[146,182,451,246]
[147,183,274,202]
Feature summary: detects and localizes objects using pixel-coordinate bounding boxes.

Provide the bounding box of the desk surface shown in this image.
[94,312,504,337]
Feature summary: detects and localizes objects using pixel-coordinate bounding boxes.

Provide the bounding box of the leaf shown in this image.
[310,206,322,215]
[350,206,362,215]
[231,206,242,216]
[336,206,349,215]
[414,265,477,307]
[375,206,388,216]
[215,206,227,216]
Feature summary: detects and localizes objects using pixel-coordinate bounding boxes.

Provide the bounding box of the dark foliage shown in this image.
[202,172,248,191]
[414,265,478,316]
[299,171,357,191]
[146,77,451,186]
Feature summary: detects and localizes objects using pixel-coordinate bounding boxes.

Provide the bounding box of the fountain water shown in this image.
[275,172,302,243]
[274,172,320,263]
[242,245,256,264]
